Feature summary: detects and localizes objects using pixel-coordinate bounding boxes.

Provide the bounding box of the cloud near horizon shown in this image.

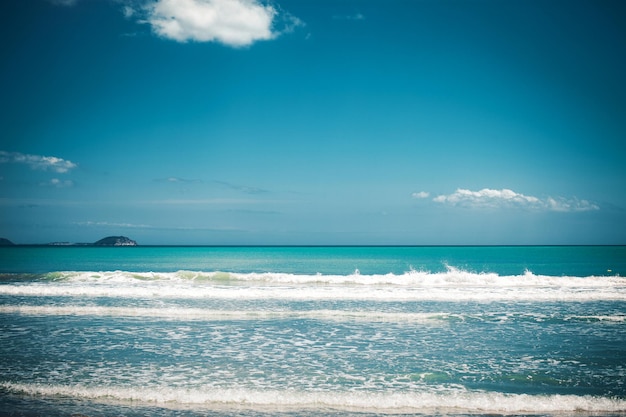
[76,221,154,229]
[0,151,77,174]
[423,188,599,212]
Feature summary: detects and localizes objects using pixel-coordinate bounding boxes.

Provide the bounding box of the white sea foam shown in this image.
[0,305,440,321]
[43,268,626,287]
[1,382,625,413]
[0,282,624,302]
[1,269,624,301]
[2,305,624,324]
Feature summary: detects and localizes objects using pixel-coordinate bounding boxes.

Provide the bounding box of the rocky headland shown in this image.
[92,236,138,246]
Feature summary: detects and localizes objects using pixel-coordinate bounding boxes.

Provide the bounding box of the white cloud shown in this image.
[48,0,303,47]
[151,198,263,205]
[333,13,365,20]
[77,221,153,229]
[278,10,305,34]
[122,5,136,18]
[412,191,430,199]
[545,197,600,212]
[214,180,268,194]
[146,0,279,47]
[433,188,540,208]
[0,151,77,173]
[42,178,75,188]
[155,176,202,183]
[433,188,599,212]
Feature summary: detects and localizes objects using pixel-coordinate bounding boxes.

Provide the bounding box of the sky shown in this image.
[0,0,625,245]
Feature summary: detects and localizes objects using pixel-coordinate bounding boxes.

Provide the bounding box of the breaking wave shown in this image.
[0,268,625,301]
[2,382,625,413]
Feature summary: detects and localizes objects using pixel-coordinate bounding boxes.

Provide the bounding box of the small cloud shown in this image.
[122,5,135,18]
[148,198,262,205]
[433,188,599,212]
[145,0,294,47]
[41,178,74,188]
[0,151,77,173]
[280,11,305,34]
[545,197,600,212]
[333,13,365,20]
[225,208,280,215]
[412,191,430,199]
[77,221,154,229]
[155,176,202,184]
[214,180,268,194]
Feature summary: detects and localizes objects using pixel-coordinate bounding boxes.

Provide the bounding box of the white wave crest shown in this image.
[43,268,626,287]
[1,269,624,302]
[1,382,624,413]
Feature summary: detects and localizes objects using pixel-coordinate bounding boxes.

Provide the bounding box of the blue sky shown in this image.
[1,0,625,245]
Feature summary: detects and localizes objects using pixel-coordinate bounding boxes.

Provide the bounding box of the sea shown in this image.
[0,245,625,417]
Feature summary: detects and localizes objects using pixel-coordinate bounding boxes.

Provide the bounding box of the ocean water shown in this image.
[0,245,625,417]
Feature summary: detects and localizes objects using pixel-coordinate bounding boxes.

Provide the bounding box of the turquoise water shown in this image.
[0,246,625,416]
[2,245,624,275]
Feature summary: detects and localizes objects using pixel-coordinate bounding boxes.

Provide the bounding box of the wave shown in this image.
[33,267,625,286]
[0,268,624,301]
[1,305,624,324]
[2,382,624,413]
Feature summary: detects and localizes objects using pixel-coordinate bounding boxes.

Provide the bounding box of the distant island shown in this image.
[93,236,138,246]
[0,236,137,246]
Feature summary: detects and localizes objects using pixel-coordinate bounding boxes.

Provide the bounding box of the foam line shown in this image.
[1,382,624,413]
[0,283,624,301]
[1,305,624,324]
[0,306,447,322]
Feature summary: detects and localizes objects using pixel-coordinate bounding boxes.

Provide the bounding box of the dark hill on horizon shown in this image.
[0,238,14,246]
[93,236,137,246]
